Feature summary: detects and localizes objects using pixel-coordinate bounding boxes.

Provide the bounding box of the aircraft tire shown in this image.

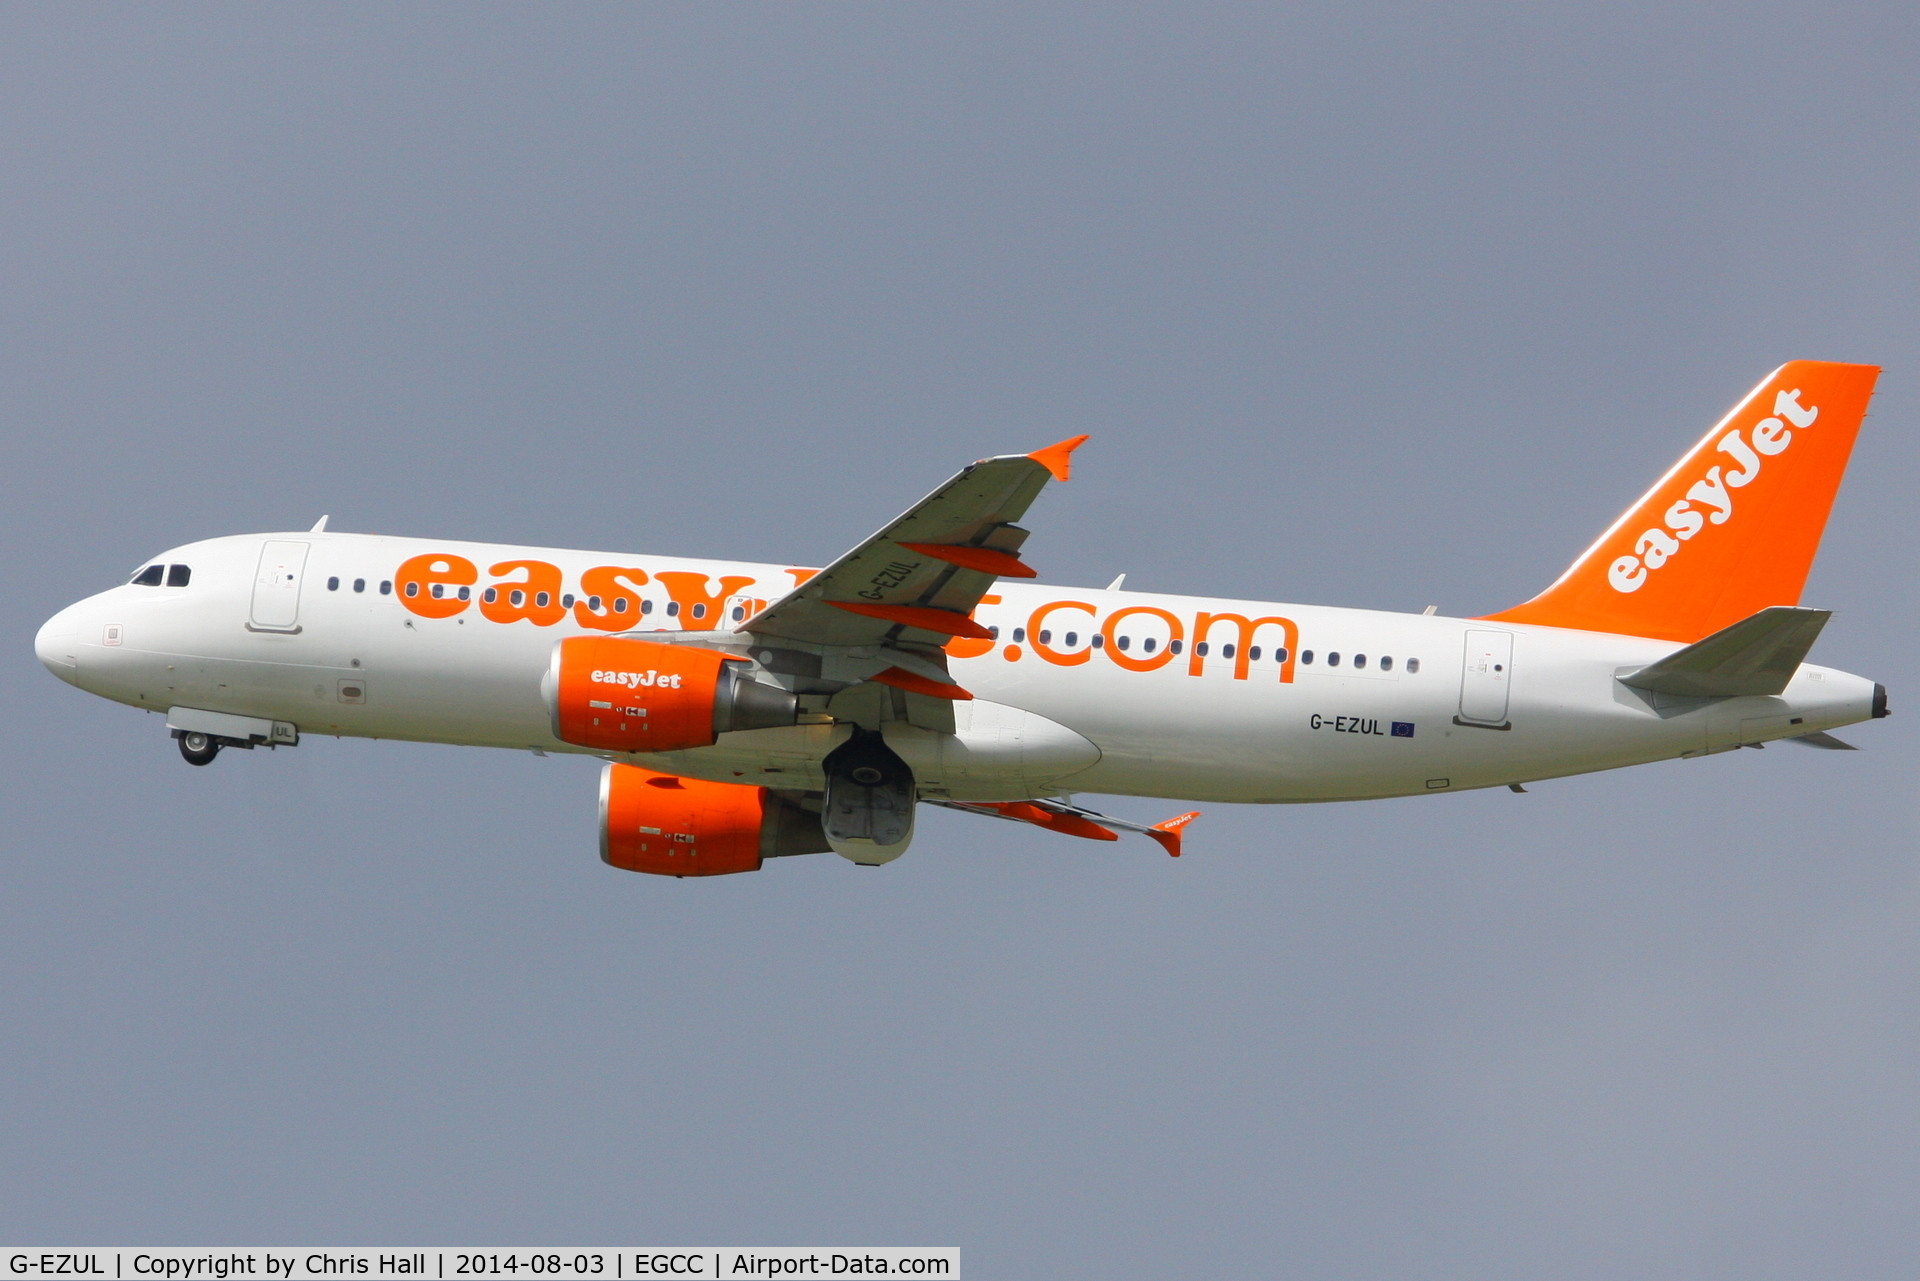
[178,731,220,767]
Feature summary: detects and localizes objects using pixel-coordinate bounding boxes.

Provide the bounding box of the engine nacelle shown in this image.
[547,636,797,753]
[599,764,829,877]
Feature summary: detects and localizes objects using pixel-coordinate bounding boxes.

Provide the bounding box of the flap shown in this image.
[1619,605,1831,698]
[743,437,1085,649]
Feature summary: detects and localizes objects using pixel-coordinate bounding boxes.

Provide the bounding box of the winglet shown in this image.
[1145,811,1200,858]
[1028,434,1090,482]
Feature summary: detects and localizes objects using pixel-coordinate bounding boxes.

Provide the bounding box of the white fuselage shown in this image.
[35,532,1881,803]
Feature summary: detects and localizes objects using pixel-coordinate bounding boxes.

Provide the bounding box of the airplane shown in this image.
[34,360,1886,876]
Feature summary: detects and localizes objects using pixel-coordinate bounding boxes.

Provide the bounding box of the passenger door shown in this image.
[1458,630,1514,727]
[249,540,310,633]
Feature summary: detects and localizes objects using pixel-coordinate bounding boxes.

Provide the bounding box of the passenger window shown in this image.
[167,565,191,587]
[641,599,654,615]
[430,584,444,599]
[1064,632,1078,646]
[1013,627,1026,643]
[511,590,526,607]
[1169,639,1182,654]
[1196,642,1209,657]
[380,580,392,595]
[353,578,366,593]
[131,565,164,586]
[1407,657,1420,674]
[328,576,341,592]
[1354,654,1367,669]
[1380,655,1393,671]
[666,602,680,617]
[614,598,629,613]
[1301,650,1314,664]
[536,592,550,608]
[731,605,745,621]
[691,603,706,619]
[1091,634,1105,648]
[588,595,603,611]
[562,594,575,609]
[989,626,1001,640]
[407,582,421,597]
[1117,635,1131,651]
[1222,644,1235,659]
[1275,647,1289,663]
[483,588,498,603]
[1249,646,1261,661]
[1142,637,1156,653]
[456,586,471,601]
[1038,630,1052,644]
[1328,652,1340,666]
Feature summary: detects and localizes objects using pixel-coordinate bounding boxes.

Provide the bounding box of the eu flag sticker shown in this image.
[1391,722,1415,738]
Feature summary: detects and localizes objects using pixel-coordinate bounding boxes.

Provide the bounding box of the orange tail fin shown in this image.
[1482,361,1879,642]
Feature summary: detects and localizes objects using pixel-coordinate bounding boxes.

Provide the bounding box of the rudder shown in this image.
[1483,360,1879,642]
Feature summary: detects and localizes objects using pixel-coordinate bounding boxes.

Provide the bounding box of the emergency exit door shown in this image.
[1458,630,1513,727]
[249,540,310,633]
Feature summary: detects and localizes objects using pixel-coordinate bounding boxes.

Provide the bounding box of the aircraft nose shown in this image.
[34,604,82,686]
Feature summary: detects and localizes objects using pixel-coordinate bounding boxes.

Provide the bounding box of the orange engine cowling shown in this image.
[600,765,830,877]
[547,636,797,753]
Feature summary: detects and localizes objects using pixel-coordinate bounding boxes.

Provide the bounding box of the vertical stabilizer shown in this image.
[1483,361,1879,642]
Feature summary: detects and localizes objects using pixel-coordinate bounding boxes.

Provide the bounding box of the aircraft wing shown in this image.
[931,796,1202,857]
[742,435,1087,649]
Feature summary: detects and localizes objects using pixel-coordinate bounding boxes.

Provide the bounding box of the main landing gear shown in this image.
[821,728,917,865]
[176,731,221,766]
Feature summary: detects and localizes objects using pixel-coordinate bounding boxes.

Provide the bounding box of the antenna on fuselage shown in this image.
[310,515,330,533]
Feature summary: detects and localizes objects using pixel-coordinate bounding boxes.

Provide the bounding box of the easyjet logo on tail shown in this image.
[1482,360,1879,644]
[1608,388,1820,593]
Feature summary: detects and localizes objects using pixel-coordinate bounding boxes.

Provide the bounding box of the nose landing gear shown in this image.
[165,711,298,763]
[176,730,221,766]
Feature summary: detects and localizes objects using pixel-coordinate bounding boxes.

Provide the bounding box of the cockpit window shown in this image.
[131,565,164,586]
[166,564,191,587]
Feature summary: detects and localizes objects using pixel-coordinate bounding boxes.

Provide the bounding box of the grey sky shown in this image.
[4,5,1917,1276]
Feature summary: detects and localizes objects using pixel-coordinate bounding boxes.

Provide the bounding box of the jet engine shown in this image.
[599,764,830,877]
[546,636,797,753]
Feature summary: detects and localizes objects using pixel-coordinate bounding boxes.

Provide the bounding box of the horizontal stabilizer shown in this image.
[1788,730,1857,750]
[1619,606,1830,698]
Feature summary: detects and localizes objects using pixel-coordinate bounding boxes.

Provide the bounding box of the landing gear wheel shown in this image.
[178,731,221,767]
